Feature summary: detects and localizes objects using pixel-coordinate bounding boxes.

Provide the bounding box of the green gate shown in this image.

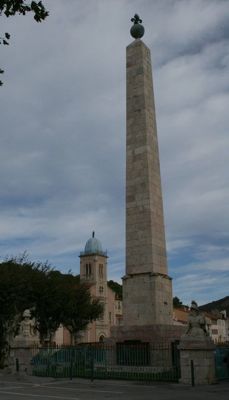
[215,347,229,380]
[31,342,180,382]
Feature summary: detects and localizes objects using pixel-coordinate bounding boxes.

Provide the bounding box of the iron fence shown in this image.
[27,342,180,382]
[215,346,229,380]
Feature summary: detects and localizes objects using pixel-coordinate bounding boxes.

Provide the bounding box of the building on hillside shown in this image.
[173,307,189,326]
[226,314,229,342]
[78,232,122,343]
[205,310,229,343]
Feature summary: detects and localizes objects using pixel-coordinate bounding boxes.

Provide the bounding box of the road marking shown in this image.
[41,380,73,386]
[1,380,124,394]
[0,386,23,390]
[1,382,45,386]
[0,391,79,400]
[39,385,123,394]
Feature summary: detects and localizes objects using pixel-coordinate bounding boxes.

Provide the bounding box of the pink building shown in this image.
[54,232,122,345]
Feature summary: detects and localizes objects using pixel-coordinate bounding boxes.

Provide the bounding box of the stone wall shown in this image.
[7,346,39,375]
[179,348,216,384]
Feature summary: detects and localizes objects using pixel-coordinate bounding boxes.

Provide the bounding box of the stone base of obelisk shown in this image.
[122,273,174,326]
[109,324,185,345]
[178,336,216,385]
[108,272,185,345]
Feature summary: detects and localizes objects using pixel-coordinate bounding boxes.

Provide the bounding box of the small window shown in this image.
[99,286,104,294]
[99,303,104,321]
[86,263,92,276]
[99,264,103,278]
[109,312,112,323]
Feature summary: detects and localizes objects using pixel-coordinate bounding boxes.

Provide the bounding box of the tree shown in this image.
[173,296,183,308]
[30,270,83,345]
[60,280,103,345]
[0,257,103,367]
[28,267,65,345]
[0,257,36,367]
[107,280,122,299]
[0,1,48,85]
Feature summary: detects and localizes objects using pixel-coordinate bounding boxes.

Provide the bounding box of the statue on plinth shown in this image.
[20,310,35,338]
[185,301,208,338]
[13,309,39,346]
[179,301,216,384]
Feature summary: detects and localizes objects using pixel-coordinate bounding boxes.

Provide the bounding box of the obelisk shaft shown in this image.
[126,39,167,276]
[123,38,173,326]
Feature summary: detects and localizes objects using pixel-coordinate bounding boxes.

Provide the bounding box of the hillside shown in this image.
[199,296,229,315]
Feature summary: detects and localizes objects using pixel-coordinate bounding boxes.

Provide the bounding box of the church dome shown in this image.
[83,232,106,256]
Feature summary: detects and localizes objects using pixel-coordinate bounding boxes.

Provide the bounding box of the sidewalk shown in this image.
[0,373,228,400]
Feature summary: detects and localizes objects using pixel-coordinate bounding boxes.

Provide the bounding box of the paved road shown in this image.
[0,375,228,400]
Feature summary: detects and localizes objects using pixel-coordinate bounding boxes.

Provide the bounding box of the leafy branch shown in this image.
[0,1,48,21]
[0,32,10,85]
[0,1,48,86]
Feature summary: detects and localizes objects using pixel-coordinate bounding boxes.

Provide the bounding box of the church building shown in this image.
[54,232,122,345]
[78,232,122,343]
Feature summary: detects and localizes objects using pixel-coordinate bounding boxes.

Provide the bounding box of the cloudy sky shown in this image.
[1,0,229,305]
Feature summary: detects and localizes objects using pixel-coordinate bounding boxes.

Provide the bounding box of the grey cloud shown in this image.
[0,0,228,302]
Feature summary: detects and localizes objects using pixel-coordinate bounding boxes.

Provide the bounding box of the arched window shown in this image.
[99,264,103,278]
[85,263,92,277]
[99,303,104,321]
[99,335,104,343]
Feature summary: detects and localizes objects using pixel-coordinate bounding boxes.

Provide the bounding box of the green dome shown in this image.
[82,232,107,256]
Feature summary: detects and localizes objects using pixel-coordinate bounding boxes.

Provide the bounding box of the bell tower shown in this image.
[79,232,109,341]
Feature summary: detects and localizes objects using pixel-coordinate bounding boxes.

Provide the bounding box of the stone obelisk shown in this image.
[123,15,173,328]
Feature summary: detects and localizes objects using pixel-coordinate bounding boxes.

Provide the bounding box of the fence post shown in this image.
[191,360,195,386]
[69,348,73,381]
[16,358,19,372]
[90,349,94,382]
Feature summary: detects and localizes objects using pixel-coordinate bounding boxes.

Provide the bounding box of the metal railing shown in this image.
[215,345,229,380]
[26,342,180,382]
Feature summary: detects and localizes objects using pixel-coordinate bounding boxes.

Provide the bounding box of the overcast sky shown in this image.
[1,0,229,305]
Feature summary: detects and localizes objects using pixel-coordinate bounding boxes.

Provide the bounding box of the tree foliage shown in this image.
[0,257,103,367]
[173,296,183,308]
[107,280,122,299]
[61,281,103,345]
[0,0,48,85]
[0,0,48,20]
[0,257,36,366]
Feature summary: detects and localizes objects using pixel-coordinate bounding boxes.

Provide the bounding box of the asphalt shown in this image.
[0,374,228,400]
